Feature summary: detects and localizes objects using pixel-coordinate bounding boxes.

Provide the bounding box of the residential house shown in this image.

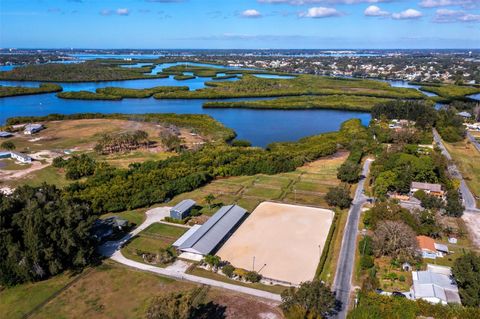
[417,235,449,259]
[92,216,129,241]
[410,264,461,305]
[0,151,32,164]
[410,182,445,199]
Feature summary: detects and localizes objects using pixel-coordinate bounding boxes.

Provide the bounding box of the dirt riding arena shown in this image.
[217,201,334,285]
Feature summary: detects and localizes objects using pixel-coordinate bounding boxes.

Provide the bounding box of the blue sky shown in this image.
[1,0,479,49]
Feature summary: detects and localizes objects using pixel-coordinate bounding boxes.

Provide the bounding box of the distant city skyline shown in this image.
[1,0,479,49]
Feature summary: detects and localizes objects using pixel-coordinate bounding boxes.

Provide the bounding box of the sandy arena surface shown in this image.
[217,201,334,285]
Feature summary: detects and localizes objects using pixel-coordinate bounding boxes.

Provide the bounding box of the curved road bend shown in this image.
[433,129,478,212]
[333,159,373,319]
[98,208,282,302]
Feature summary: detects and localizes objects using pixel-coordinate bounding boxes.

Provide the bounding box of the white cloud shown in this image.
[419,0,477,8]
[116,8,130,16]
[364,5,389,16]
[241,9,262,18]
[300,6,341,18]
[392,9,423,19]
[434,8,480,22]
[258,0,388,5]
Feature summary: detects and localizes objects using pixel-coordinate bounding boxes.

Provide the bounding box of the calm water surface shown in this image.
[0,60,374,146]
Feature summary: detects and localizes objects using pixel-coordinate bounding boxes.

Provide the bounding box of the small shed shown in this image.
[24,123,44,135]
[0,131,13,138]
[448,237,458,244]
[402,262,412,272]
[170,199,196,220]
[10,152,32,164]
[457,111,472,118]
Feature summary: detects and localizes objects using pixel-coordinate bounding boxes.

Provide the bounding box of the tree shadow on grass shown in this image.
[193,302,227,319]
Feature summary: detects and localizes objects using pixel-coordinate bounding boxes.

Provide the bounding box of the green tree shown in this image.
[325,186,352,209]
[0,184,96,286]
[445,191,464,217]
[231,139,252,147]
[204,193,215,210]
[245,271,262,283]
[337,161,361,183]
[0,141,15,150]
[203,255,221,269]
[146,290,200,319]
[221,264,235,278]
[281,280,337,319]
[452,252,480,307]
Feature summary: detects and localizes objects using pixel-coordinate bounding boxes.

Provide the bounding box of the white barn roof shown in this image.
[178,204,246,255]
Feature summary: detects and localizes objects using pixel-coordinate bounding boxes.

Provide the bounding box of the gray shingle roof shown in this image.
[171,199,196,214]
[179,204,247,255]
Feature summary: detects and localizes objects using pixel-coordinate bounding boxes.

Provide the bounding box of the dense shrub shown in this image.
[221,264,235,278]
[325,186,353,209]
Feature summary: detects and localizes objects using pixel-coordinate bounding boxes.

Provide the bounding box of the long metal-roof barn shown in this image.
[178,204,247,256]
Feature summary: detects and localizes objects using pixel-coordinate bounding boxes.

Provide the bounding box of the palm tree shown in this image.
[204,193,215,209]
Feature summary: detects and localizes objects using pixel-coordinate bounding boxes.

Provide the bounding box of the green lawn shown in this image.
[0,272,76,319]
[6,165,69,189]
[187,267,287,295]
[121,223,187,264]
[101,207,149,227]
[243,186,283,199]
[141,223,187,238]
[0,159,32,170]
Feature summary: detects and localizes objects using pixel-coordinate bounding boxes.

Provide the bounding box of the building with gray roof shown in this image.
[24,123,44,135]
[410,264,461,305]
[178,204,247,256]
[0,131,13,138]
[170,199,196,220]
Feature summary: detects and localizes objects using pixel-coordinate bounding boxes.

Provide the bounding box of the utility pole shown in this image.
[252,256,255,272]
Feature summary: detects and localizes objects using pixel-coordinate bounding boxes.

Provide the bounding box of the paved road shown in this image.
[333,159,373,319]
[466,131,480,153]
[432,129,478,212]
[99,207,282,302]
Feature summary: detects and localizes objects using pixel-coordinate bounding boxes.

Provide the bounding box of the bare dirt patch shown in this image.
[217,201,334,285]
[462,212,480,248]
[207,288,283,319]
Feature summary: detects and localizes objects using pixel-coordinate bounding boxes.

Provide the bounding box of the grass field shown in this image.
[0,272,77,319]
[4,119,182,154]
[444,138,480,207]
[163,151,348,214]
[121,223,187,264]
[1,262,282,319]
[5,165,69,188]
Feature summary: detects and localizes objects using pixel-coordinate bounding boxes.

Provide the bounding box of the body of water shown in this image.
[0,93,370,147]
[0,60,380,146]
